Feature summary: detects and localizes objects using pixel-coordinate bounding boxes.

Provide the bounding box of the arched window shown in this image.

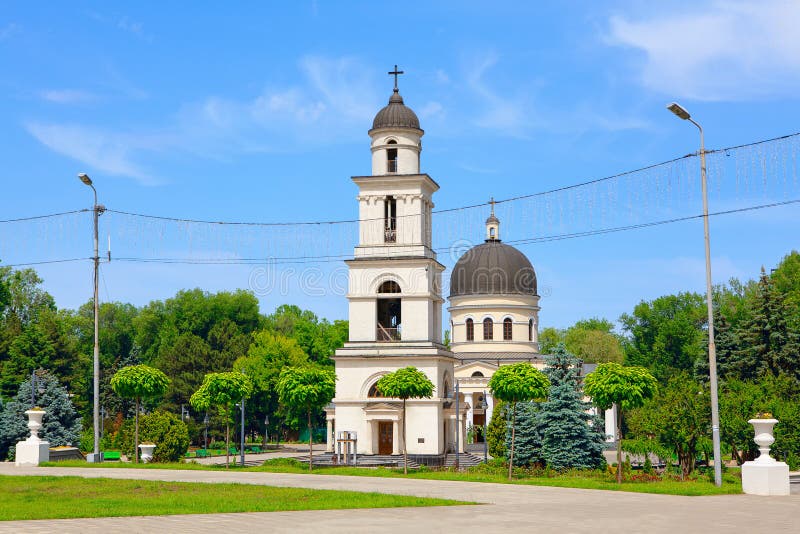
[528,319,533,341]
[471,371,484,378]
[503,318,513,340]
[483,318,493,340]
[378,280,401,293]
[368,383,384,398]
[466,318,474,341]
[387,139,398,173]
[384,196,397,242]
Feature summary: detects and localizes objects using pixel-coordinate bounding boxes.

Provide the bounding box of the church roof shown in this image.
[371,89,421,131]
[449,240,538,297]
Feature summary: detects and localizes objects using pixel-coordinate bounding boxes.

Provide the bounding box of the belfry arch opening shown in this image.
[384,196,397,243]
[377,280,401,341]
[387,139,398,173]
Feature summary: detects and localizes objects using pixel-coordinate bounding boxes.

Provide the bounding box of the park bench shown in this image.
[103,451,121,461]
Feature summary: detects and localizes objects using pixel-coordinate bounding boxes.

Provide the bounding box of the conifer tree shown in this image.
[0,369,81,460]
[506,401,543,466]
[486,399,508,459]
[537,345,605,470]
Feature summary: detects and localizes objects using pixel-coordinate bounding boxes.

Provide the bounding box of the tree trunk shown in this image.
[615,403,622,484]
[403,398,408,475]
[134,397,140,464]
[508,401,516,480]
[308,409,313,472]
[225,417,230,469]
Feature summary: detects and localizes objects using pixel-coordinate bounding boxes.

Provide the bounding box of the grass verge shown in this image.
[41,458,741,496]
[0,475,469,521]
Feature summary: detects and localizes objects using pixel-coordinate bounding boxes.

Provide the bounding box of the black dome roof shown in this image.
[371,90,421,131]
[449,240,537,297]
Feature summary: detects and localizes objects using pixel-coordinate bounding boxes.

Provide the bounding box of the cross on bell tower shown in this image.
[486,197,500,241]
[388,64,404,92]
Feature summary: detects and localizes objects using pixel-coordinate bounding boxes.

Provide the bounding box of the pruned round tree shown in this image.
[376,366,434,474]
[110,364,170,463]
[488,362,549,479]
[583,362,657,483]
[190,371,252,469]
[277,366,336,472]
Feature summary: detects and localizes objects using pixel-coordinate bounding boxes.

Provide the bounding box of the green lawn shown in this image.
[0,475,469,521]
[41,459,742,496]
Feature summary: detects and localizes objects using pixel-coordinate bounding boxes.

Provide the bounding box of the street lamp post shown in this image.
[240,398,246,467]
[203,412,209,451]
[78,173,104,463]
[666,103,722,487]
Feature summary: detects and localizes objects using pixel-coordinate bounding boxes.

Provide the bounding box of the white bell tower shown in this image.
[331,67,457,458]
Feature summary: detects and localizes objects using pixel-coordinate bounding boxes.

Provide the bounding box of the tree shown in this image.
[277,366,336,472]
[620,292,706,380]
[190,371,253,468]
[110,365,170,463]
[506,401,542,467]
[583,362,657,483]
[564,329,624,364]
[375,367,434,474]
[627,373,710,478]
[538,327,565,354]
[0,369,81,460]
[115,410,190,462]
[234,331,309,440]
[488,362,549,479]
[537,345,606,470]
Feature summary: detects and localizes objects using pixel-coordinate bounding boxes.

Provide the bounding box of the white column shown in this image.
[604,407,616,443]
[392,420,400,455]
[460,413,467,453]
[326,419,334,453]
[364,420,373,454]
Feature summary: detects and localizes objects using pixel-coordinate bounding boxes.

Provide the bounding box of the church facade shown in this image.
[326,74,613,458]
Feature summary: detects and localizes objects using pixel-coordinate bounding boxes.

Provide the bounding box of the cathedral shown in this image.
[326,72,595,461]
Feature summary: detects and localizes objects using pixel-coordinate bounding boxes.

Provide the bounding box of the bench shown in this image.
[103,451,121,461]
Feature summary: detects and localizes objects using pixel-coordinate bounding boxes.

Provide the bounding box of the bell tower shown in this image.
[332,67,457,457]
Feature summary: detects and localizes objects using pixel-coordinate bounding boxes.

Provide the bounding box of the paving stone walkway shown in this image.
[1,463,797,533]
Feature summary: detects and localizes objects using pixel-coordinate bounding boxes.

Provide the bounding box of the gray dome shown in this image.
[449,240,537,297]
[371,90,420,131]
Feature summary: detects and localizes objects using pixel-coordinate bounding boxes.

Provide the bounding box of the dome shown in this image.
[371,90,421,131]
[449,240,537,297]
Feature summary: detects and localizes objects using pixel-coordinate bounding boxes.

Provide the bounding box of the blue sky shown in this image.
[2,1,799,329]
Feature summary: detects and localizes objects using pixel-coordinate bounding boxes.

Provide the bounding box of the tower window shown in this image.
[471,371,484,378]
[503,318,513,340]
[387,139,398,173]
[378,280,401,293]
[466,318,474,341]
[384,196,397,243]
[490,227,496,239]
[529,319,533,341]
[483,318,493,341]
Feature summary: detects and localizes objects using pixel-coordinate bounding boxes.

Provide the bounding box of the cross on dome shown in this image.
[388,64,404,92]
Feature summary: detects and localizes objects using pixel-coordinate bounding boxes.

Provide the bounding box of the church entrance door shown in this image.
[378,421,393,455]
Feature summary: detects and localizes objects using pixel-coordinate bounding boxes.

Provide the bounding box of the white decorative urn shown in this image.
[741,418,790,495]
[15,409,50,466]
[139,443,156,463]
[749,418,778,464]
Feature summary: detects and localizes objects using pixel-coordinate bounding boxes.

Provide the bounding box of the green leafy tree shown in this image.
[263,304,346,366]
[627,373,710,478]
[278,366,336,472]
[488,362,549,479]
[375,367,434,474]
[538,345,606,470]
[538,327,565,354]
[234,331,309,439]
[583,362,657,483]
[110,365,170,463]
[565,329,624,364]
[620,292,706,380]
[0,370,81,460]
[190,371,253,468]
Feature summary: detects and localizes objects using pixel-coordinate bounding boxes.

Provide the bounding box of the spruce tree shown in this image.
[487,399,508,459]
[538,345,606,470]
[0,369,81,460]
[506,400,543,466]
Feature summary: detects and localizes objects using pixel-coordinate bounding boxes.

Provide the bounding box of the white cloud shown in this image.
[606,0,800,100]
[466,53,535,135]
[39,89,96,104]
[24,122,163,185]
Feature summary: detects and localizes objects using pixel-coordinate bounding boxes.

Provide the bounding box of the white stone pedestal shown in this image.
[139,443,156,463]
[15,409,50,466]
[741,418,790,496]
[742,461,790,496]
[15,440,50,466]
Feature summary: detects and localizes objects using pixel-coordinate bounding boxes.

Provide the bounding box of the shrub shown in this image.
[487,400,508,459]
[116,410,189,462]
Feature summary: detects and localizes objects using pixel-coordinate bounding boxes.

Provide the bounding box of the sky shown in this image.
[1,1,799,330]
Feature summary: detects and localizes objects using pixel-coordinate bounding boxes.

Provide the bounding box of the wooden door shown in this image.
[378,421,393,455]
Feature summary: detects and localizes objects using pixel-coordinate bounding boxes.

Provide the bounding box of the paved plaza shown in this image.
[1,463,798,533]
